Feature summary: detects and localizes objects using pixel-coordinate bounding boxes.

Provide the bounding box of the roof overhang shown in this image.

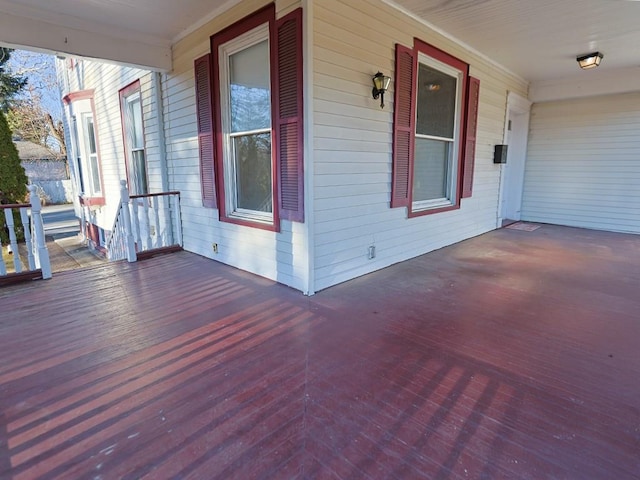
[0,10,171,71]
[0,0,242,72]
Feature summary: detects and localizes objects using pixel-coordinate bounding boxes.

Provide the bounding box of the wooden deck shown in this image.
[1,224,639,479]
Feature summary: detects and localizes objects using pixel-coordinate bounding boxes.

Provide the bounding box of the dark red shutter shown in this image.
[462,76,480,198]
[391,44,416,208]
[194,54,216,208]
[275,8,304,222]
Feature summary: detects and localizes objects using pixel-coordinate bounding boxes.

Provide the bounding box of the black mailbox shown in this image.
[494,144,508,164]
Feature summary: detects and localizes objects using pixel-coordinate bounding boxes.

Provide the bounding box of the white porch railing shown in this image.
[106,180,182,262]
[0,185,52,282]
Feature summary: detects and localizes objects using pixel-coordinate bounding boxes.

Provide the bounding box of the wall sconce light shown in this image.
[372,71,392,108]
[577,52,603,69]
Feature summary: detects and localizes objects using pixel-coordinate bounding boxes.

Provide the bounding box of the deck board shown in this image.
[1,224,639,479]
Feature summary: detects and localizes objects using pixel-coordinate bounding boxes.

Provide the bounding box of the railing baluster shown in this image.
[0,243,6,275]
[79,203,87,242]
[20,207,35,270]
[141,197,152,250]
[131,199,141,251]
[173,193,183,247]
[163,194,173,246]
[152,196,161,249]
[119,180,137,262]
[5,208,22,273]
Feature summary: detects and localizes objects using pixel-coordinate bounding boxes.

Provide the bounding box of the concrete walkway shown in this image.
[46,234,106,272]
[41,204,106,272]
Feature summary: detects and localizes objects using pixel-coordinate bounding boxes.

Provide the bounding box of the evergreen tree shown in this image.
[0,48,30,245]
[0,109,27,203]
[0,109,28,244]
[0,48,27,111]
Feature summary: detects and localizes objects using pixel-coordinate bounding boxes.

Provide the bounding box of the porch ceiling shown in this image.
[0,0,236,71]
[390,0,640,83]
[0,0,639,81]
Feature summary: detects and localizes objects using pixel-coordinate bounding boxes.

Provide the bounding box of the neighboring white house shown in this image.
[15,139,72,204]
[55,0,640,294]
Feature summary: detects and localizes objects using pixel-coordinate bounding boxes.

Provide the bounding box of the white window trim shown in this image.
[412,53,463,212]
[70,115,84,194]
[71,98,102,197]
[218,23,273,225]
[82,113,101,196]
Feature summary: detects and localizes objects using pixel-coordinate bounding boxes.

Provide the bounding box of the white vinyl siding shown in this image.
[59,60,159,232]
[312,0,528,291]
[522,92,640,234]
[164,0,307,291]
[56,0,529,294]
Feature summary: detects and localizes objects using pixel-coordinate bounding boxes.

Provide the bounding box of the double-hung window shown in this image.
[64,91,104,203]
[82,113,102,196]
[413,55,462,209]
[120,81,148,195]
[219,24,273,223]
[195,5,304,230]
[391,41,479,216]
[71,115,85,194]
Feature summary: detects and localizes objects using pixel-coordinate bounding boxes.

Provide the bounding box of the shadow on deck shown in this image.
[1,224,639,479]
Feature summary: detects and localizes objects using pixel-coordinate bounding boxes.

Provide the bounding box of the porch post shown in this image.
[120,180,137,262]
[29,185,52,279]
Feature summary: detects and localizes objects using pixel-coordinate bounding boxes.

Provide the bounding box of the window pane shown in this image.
[90,155,101,193]
[85,116,97,154]
[82,113,100,194]
[233,132,272,213]
[131,150,147,195]
[230,40,270,132]
[416,63,457,139]
[72,116,85,193]
[128,97,145,148]
[413,138,450,201]
[124,92,147,195]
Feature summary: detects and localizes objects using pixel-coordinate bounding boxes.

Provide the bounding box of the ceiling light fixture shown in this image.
[577,52,603,69]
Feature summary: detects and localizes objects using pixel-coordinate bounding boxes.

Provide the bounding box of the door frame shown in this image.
[497,91,532,227]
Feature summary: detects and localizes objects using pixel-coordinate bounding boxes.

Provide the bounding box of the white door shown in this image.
[499,93,531,224]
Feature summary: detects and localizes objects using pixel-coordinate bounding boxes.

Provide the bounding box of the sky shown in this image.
[8,49,63,122]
